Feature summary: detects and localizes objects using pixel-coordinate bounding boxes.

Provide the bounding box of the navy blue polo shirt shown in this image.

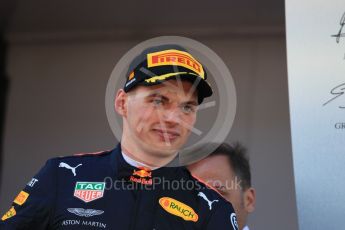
[1,144,238,230]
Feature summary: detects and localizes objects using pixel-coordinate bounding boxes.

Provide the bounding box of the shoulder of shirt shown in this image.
[181,167,233,206]
[46,149,113,164]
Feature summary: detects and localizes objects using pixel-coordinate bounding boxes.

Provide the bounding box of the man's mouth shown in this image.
[152,129,180,141]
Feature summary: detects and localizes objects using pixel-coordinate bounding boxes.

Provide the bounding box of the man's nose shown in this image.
[161,106,181,124]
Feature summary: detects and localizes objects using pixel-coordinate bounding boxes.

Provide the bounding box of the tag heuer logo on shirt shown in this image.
[74,182,105,203]
[159,197,198,222]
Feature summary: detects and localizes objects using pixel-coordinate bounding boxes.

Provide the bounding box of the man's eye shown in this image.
[152,98,163,106]
[181,105,195,113]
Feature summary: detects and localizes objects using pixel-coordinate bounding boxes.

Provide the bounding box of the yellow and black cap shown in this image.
[123,45,213,104]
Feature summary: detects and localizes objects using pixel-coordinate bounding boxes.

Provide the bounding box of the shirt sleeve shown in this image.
[0,159,57,229]
[205,201,239,230]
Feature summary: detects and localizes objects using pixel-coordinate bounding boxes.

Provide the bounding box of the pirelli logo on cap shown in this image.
[159,197,198,222]
[147,50,205,78]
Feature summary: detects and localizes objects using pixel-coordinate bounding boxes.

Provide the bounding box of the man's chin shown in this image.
[148,142,182,154]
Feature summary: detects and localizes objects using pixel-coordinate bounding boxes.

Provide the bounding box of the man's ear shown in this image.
[115,89,128,117]
[243,187,256,213]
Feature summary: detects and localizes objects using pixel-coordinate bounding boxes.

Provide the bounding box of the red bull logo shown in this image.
[130,168,153,185]
[132,169,152,178]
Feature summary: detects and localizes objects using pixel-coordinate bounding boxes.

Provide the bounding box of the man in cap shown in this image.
[188,143,256,230]
[1,45,239,229]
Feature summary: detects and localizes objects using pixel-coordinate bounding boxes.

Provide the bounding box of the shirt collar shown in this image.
[121,151,159,170]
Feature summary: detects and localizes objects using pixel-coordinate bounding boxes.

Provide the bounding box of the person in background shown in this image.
[188,142,256,230]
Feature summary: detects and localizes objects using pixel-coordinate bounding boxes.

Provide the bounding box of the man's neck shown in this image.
[121,150,159,170]
[120,142,178,168]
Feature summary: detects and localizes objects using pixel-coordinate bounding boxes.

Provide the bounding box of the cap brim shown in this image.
[139,73,212,104]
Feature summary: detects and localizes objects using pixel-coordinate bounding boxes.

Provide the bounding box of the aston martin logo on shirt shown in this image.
[67,208,104,217]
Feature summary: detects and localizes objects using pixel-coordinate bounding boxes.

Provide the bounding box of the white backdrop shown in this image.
[286,1,345,229]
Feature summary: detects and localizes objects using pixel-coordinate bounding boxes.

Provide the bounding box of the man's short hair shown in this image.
[210,142,251,190]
